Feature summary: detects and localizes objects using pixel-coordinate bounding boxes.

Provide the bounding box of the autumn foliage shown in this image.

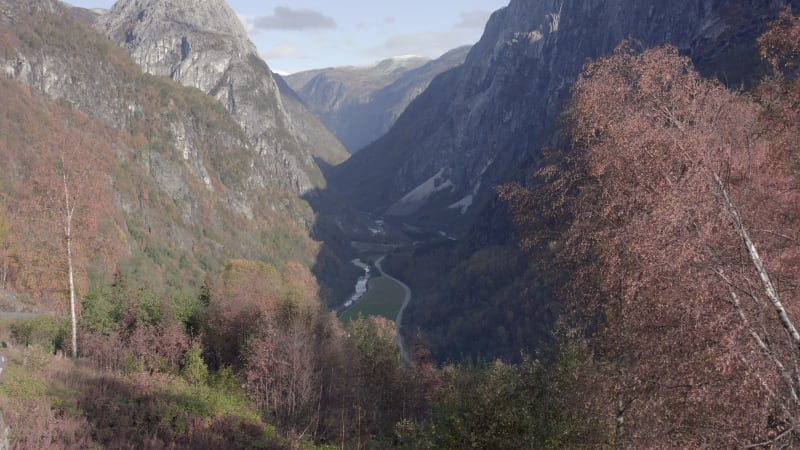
[0,80,118,308]
[502,12,800,447]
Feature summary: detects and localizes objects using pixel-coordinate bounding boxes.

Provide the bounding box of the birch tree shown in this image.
[30,120,112,358]
[566,43,800,446]
[504,32,800,446]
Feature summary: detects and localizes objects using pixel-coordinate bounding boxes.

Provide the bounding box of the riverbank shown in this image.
[338,255,413,363]
[374,256,412,364]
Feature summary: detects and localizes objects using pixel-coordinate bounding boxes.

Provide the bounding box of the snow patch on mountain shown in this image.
[387,168,454,216]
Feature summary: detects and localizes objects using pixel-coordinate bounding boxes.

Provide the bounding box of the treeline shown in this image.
[3,257,591,449]
[501,9,800,447]
[386,236,557,364]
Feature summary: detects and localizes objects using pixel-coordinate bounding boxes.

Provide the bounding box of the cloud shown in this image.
[252,7,336,31]
[454,10,491,29]
[261,45,304,60]
[366,29,475,59]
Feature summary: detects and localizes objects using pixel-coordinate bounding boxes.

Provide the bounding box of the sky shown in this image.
[65,1,510,74]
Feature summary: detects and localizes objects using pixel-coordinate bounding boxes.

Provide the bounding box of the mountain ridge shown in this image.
[95,0,348,194]
[331,0,789,226]
[286,47,470,153]
[0,0,333,308]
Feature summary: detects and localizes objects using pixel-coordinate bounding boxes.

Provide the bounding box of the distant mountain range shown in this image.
[284,47,470,153]
[330,0,786,229]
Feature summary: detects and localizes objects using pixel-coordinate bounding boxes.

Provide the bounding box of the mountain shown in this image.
[93,0,348,194]
[330,0,790,228]
[0,0,335,309]
[271,73,348,171]
[338,0,797,362]
[285,48,469,153]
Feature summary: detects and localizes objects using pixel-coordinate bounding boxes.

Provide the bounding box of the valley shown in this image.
[0,0,798,448]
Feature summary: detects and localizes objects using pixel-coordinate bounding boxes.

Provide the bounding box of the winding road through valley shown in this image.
[374,256,412,364]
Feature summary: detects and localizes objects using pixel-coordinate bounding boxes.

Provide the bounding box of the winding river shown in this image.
[342,255,413,364]
[342,258,371,310]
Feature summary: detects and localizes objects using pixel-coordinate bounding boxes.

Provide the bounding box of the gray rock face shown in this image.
[285,49,469,153]
[273,74,349,169]
[0,0,323,266]
[332,0,794,222]
[97,0,348,193]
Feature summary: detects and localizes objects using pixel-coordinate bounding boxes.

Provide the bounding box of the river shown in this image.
[342,258,371,310]
[342,255,413,364]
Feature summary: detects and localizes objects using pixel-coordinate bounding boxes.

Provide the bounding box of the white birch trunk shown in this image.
[714,172,800,350]
[63,159,77,358]
[67,230,77,359]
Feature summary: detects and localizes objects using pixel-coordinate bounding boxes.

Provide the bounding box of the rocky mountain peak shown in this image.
[372,55,429,75]
[102,0,252,51]
[98,0,255,91]
[1,0,60,20]
[98,0,348,194]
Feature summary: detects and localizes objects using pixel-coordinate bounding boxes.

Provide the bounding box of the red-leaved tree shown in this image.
[26,115,113,358]
[574,42,800,445]
[504,30,800,446]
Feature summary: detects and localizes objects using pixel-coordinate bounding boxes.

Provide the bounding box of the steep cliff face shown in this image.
[285,49,469,153]
[272,74,349,169]
[332,0,793,224]
[370,0,797,361]
[96,0,348,193]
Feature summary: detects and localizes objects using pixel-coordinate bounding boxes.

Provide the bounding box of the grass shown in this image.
[339,276,406,324]
[0,344,289,449]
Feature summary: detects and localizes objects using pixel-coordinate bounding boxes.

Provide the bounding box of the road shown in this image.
[374,256,412,364]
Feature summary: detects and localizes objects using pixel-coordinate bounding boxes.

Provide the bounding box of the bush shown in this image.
[182,345,208,387]
[9,316,68,354]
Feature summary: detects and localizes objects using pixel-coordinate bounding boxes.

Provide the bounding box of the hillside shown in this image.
[330,0,783,228]
[0,0,327,309]
[322,0,795,366]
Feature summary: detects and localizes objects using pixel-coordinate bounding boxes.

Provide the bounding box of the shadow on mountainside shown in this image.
[303,164,560,364]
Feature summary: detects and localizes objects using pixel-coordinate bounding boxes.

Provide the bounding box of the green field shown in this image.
[339,276,406,324]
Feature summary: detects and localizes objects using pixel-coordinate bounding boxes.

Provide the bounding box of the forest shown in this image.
[1,5,800,450]
[501,9,800,447]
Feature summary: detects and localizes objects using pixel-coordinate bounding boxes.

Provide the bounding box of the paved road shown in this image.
[374,256,412,364]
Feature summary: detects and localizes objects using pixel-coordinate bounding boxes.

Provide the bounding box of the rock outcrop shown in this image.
[331,0,793,224]
[96,0,348,193]
[285,49,469,153]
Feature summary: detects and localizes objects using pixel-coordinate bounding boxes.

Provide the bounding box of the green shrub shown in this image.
[182,345,208,387]
[9,316,69,354]
[81,284,122,334]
